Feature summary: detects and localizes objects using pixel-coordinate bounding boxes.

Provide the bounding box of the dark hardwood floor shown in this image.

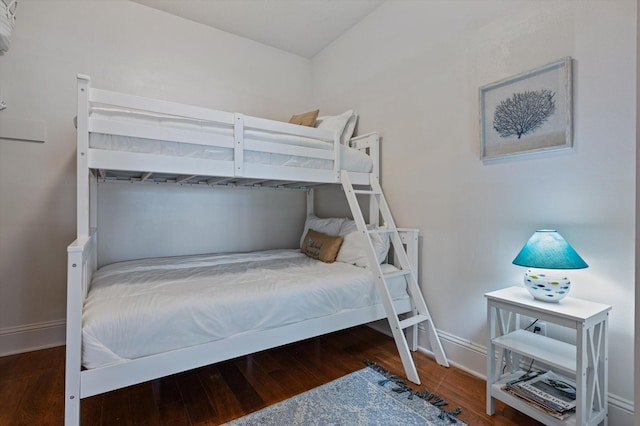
[0,326,542,425]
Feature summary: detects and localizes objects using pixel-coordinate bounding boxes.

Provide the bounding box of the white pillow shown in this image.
[338,218,357,236]
[342,113,358,146]
[316,110,357,146]
[336,219,391,267]
[299,215,346,248]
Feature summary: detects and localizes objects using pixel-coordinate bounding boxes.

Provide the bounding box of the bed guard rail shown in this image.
[77,74,351,184]
[350,131,380,182]
[67,231,97,299]
[396,228,419,272]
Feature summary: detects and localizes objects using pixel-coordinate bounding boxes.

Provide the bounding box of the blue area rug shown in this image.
[223,361,466,425]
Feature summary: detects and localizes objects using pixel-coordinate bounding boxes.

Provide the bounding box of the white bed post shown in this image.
[333,131,341,182]
[90,173,97,230]
[65,246,84,426]
[76,74,91,238]
[66,74,91,426]
[233,113,244,177]
[306,188,315,217]
[369,133,380,227]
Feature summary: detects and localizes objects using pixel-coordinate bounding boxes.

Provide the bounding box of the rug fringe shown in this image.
[364,360,463,424]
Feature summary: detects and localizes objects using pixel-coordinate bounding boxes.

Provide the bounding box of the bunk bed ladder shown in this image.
[341,170,449,384]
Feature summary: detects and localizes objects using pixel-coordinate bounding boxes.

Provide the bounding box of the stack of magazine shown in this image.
[504,370,577,420]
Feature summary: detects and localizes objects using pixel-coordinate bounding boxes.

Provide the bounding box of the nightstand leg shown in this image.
[486,304,496,415]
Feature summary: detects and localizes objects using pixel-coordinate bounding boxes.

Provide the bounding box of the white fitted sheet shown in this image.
[88,107,373,173]
[82,249,408,369]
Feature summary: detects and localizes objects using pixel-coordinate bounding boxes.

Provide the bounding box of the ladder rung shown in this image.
[398,314,430,330]
[383,270,411,280]
[353,189,381,195]
[367,228,395,235]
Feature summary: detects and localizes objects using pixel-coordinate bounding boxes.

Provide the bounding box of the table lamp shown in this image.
[512,230,588,302]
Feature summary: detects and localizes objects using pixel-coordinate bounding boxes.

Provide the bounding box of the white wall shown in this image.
[0,0,312,354]
[97,184,306,266]
[313,1,635,423]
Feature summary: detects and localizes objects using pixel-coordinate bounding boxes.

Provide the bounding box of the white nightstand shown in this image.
[485,286,611,426]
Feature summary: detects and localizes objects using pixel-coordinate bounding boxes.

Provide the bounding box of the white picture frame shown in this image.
[479,57,573,161]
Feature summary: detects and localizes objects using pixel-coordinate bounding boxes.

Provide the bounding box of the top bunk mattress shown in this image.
[88,108,373,173]
[82,249,408,369]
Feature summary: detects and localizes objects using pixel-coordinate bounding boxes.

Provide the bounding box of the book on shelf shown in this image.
[503,370,576,419]
[504,387,573,420]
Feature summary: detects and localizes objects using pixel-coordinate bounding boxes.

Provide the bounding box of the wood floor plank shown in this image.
[129,384,163,426]
[264,345,325,392]
[43,362,66,425]
[0,326,547,425]
[0,377,28,425]
[18,346,65,377]
[216,361,265,414]
[197,364,244,424]
[80,395,103,426]
[101,389,134,426]
[151,376,183,407]
[241,351,281,375]
[175,371,217,425]
[280,339,350,382]
[0,352,19,382]
[300,333,369,375]
[14,366,64,425]
[157,400,191,426]
[232,356,291,405]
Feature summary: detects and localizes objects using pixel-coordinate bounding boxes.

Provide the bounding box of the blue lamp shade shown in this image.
[512,230,588,269]
[513,230,588,302]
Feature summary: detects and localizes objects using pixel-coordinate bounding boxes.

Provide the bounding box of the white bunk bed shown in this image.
[66,75,431,425]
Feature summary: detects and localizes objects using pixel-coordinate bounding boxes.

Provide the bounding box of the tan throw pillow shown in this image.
[300,229,344,263]
[289,109,319,127]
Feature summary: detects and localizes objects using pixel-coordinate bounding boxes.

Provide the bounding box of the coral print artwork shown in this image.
[480,58,572,160]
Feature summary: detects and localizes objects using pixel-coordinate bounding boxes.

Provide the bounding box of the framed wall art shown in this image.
[479,57,573,161]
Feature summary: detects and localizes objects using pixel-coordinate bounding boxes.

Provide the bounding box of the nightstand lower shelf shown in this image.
[490,372,582,426]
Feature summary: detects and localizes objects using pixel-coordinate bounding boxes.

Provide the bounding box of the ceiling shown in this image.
[131,0,384,59]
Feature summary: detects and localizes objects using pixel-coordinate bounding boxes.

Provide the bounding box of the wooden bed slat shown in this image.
[176,175,197,183]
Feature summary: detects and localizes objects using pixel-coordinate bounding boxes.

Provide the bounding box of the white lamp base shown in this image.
[523,269,570,302]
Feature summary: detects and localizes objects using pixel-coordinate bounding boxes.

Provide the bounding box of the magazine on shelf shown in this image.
[518,370,576,410]
[504,370,576,417]
[504,387,573,420]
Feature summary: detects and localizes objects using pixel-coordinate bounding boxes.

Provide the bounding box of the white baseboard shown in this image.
[607,393,635,425]
[367,321,635,424]
[0,319,65,357]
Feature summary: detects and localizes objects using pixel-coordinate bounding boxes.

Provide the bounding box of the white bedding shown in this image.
[88,107,373,173]
[82,249,408,369]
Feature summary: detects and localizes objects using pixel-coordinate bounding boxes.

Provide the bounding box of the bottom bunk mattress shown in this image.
[82,249,409,369]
